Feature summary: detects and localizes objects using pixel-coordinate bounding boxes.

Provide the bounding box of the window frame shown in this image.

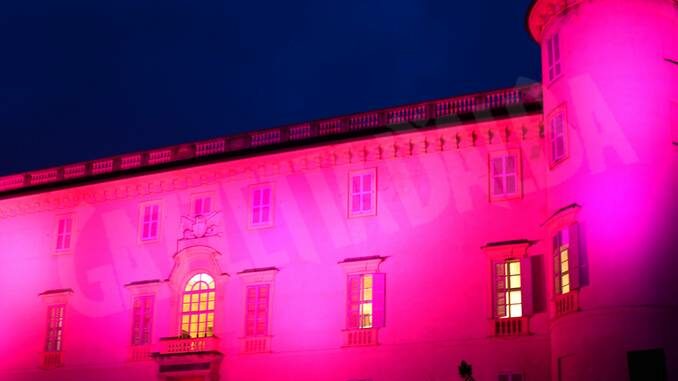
[494,259,523,319]
[348,168,377,218]
[54,214,75,253]
[190,192,215,217]
[248,183,274,229]
[138,201,162,242]
[45,304,65,353]
[131,294,155,346]
[488,149,522,202]
[547,105,569,168]
[180,272,216,338]
[545,31,562,84]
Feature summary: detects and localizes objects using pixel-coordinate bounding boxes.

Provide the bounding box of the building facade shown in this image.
[0,0,676,380]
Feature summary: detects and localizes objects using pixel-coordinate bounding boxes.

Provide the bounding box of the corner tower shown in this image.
[528,0,677,380]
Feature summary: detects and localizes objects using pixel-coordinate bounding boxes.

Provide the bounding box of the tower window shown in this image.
[546,32,561,82]
[548,108,568,166]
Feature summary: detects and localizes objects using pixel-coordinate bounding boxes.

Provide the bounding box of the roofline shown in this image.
[0,83,542,200]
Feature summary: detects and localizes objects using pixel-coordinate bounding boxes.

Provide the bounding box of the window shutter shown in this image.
[493,262,507,318]
[372,273,386,328]
[521,257,533,316]
[568,223,581,290]
[553,234,562,295]
[347,275,361,329]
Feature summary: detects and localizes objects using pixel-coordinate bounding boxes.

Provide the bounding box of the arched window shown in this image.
[181,273,215,338]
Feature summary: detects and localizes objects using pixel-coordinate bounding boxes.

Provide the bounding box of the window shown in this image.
[498,373,523,381]
[250,185,273,227]
[495,260,523,318]
[245,284,270,337]
[193,195,212,216]
[546,32,561,82]
[140,203,160,241]
[347,273,385,329]
[238,267,277,353]
[489,151,521,200]
[549,110,567,165]
[349,169,377,217]
[55,216,73,251]
[483,241,535,336]
[39,289,72,368]
[45,305,65,353]
[181,273,215,338]
[553,224,581,295]
[131,295,154,346]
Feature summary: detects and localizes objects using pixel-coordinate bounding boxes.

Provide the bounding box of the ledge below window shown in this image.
[491,316,529,337]
[343,328,379,347]
[240,336,272,354]
[554,290,579,317]
[41,351,62,369]
[157,336,220,355]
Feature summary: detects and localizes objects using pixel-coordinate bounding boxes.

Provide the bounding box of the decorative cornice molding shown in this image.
[527,0,583,43]
[0,115,542,218]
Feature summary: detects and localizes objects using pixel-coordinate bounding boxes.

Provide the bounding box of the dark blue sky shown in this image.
[0,0,540,176]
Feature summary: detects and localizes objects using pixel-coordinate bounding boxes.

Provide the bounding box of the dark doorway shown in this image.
[627,348,667,381]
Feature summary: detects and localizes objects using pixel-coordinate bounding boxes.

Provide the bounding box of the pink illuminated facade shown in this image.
[0,1,676,380]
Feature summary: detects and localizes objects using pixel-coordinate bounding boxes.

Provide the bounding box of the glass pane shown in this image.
[262,188,270,204]
[505,156,515,173]
[509,261,520,275]
[352,176,361,193]
[492,158,503,175]
[252,189,261,206]
[506,176,516,194]
[362,174,372,192]
[509,290,522,304]
[351,195,361,212]
[493,177,504,195]
[509,274,521,289]
[362,193,371,211]
[510,304,523,317]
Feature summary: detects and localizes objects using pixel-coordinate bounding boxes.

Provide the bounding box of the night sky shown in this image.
[0,0,540,176]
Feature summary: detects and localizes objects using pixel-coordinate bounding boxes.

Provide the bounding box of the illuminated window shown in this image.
[131,295,154,346]
[553,224,581,295]
[55,216,73,251]
[347,273,385,329]
[495,259,522,318]
[245,284,270,337]
[181,273,215,338]
[140,203,160,241]
[45,305,65,353]
[349,169,376,217]
[546,32,561,82]
[251,185,273,227]
[498,373,523,381]
[193,196,212,216]
[489,151,521,200]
